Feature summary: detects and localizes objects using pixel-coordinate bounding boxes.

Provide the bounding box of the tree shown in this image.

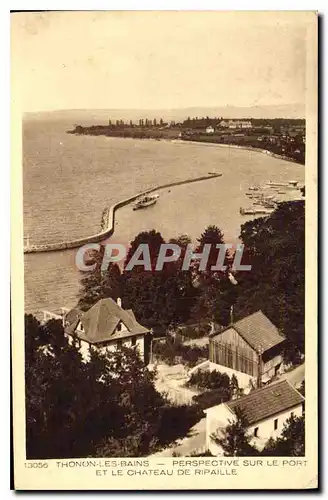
[191,225,236,325]
[194,225,229,278]
[261,415,305,456]
[123,230,196,329]
[25,314,204,458]
[78,246,123,311]
[191,274,237,326]
[125,229,165,271]
[234,201,305,363]
[25,314,167,458]
[212,408,259,456]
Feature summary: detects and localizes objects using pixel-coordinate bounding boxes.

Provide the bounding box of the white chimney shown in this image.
[117,297,122,308]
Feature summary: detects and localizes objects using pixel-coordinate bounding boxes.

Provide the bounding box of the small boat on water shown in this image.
[240,207,274,216]
[267,180,299,188]
[266,181,287,187]
[133,196,157,211]
[137,192,159,202]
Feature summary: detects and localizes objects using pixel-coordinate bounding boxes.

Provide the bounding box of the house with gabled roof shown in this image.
[204,379,305,455]
[63,298,151,363]
[208,310,285,389]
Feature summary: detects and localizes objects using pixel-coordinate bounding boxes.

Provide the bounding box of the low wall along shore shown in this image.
[24,173,223,254]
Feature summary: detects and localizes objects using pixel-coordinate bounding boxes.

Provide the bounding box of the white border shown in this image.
[5,3,324,498]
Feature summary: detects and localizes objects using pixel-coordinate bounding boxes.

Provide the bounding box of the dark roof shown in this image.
[64,298,149,344]
[212,310,285,353]
[226,380,304,425]
[64,307,83,326]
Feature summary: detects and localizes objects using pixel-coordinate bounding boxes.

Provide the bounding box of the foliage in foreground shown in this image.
[152,336,208,367]
[235,201,305,363]
[261,414,305,456]
[212,408,259,457]
[212,409,305,457]
[25,315,203,459]
[187,370,240,409]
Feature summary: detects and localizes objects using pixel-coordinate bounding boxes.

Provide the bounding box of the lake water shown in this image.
[23,119,304,315]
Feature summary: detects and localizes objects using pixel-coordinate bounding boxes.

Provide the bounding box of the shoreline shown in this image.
[171,139,301,164]
[76,132,302,166]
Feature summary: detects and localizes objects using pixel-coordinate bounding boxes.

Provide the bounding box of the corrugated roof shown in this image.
[231,310,284,353]
[64,298,149,344]
[226,380,304,425]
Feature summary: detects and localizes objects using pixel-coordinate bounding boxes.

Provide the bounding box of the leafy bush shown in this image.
[187,369,231,390]
[187,370,239,409]
[261,414,305,456]
[152,337,208,367]
[192,388,232,410]
[180,345,208,367]
[156,404,204,446]
[178,324,211,340]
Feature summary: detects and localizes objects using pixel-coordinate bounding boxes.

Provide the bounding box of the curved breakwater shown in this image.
[24,173,223,254]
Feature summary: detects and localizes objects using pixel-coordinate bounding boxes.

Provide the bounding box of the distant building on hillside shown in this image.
[206,125,215,134]
[218,120,252,130]
[204,379,305,455]
[217,120,229,128]
[208,310,285,389]
[63,298,151,363]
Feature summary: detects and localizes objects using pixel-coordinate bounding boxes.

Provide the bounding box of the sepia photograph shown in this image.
[11,10,318,490]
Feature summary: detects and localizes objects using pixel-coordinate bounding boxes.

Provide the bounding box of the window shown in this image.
[254,427,259,437]
[131,337,136,347]
[274,419,278,431]
[116,340,122,350]
[77,320,84,332]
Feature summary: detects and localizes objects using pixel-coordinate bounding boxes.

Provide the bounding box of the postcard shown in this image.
[11,10,318,490]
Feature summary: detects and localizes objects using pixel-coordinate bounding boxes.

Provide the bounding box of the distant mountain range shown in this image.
[25,104,305,124]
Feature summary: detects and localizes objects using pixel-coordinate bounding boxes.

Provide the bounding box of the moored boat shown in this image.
[240,206,274,216]
[133,197,157,211]
[266,181,287,187]
[267,180,299,189]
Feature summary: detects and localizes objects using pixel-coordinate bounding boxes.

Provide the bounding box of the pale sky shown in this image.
[11,11,310,112]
